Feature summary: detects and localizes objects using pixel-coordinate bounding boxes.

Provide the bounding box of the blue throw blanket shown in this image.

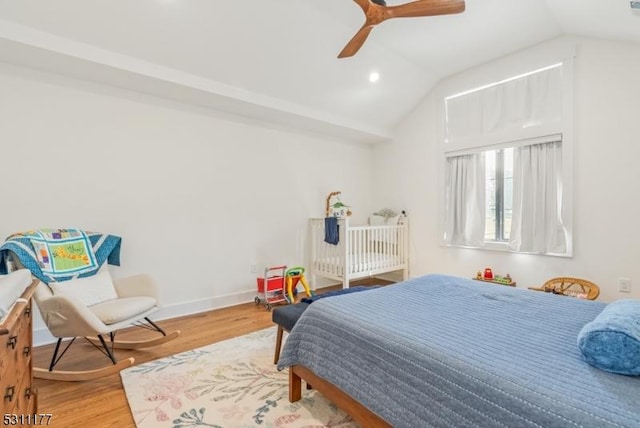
[300,285,375,304]
[0,229,121,283]
[324,217,339,245]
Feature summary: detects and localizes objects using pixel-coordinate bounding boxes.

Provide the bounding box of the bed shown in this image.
[309,216,408,289]
[277,274,640,428]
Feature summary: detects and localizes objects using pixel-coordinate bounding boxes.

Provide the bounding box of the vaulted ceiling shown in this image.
[1,1,639,143]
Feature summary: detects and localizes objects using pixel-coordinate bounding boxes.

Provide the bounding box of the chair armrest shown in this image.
[113,274,160,302]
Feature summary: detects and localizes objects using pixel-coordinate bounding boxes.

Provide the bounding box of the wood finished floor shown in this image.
[32,279,390,428]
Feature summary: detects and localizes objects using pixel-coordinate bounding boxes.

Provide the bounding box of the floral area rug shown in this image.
[121,327,358,428]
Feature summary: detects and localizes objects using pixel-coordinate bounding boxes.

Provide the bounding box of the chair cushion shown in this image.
[577,299,640,376]
[49,268,118,307]
[90,296,156,325]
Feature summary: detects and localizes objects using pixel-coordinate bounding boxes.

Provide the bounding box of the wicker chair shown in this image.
[541,277,600,300]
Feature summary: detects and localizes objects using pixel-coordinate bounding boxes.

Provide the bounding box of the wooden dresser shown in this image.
[0,279,38,414]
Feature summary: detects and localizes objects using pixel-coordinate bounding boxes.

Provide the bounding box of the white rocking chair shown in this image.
[31,271,180,382]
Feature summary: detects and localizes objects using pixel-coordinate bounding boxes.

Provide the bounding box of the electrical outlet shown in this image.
[250,264,257,274]
[618,278,631,293]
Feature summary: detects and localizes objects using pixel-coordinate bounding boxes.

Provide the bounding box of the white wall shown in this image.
[373,36,640,302]
[0,63,376,343]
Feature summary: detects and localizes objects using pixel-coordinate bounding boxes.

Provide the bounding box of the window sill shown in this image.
[483,241,510,251]
[441,241,572,258]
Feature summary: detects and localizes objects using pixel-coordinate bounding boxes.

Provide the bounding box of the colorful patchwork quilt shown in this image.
[0,229,121,283]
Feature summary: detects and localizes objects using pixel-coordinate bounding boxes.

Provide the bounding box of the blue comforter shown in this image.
[277,274,640,428]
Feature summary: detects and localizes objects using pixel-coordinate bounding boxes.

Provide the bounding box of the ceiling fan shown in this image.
[338,0,466,58]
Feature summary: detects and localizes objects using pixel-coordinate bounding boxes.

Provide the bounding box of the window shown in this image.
[484,148,513,243]
[441,59,573,256]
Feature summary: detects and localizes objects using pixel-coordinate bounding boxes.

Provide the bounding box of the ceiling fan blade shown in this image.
[352,0,371,13]
[338,25,374,58]
[387,0,465,19]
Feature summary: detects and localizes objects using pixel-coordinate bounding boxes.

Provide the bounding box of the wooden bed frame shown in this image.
[288,364,392,428]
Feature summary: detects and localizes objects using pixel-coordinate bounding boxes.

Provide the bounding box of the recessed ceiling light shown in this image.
[369,71,380,83]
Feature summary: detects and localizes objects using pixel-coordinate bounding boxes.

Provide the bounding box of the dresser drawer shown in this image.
[2,302,32,367]
[0,286,36,415]
[0,350,25,412]
[7,379,36,415]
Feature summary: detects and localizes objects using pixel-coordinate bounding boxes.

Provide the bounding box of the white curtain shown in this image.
[443,153,486,247]
[509,141,566,254]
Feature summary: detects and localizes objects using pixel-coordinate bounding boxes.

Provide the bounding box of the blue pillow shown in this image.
[577,299,640,376]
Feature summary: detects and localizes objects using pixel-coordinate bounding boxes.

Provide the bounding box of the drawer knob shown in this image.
[24,387,31,399]
[4,386,15,402]
[6,336,17,349]
[23,345,31,357]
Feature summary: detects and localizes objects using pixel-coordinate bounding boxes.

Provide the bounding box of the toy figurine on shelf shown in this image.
[472,269,516,287]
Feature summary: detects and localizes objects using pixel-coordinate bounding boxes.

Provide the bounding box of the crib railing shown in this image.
[310,218,347,278]
[310,217,408,288]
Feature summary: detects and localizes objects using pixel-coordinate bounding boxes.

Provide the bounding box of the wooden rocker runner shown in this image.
[32,272,180,382]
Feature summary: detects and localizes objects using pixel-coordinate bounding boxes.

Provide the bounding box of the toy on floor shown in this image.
[255,265,289,310]
[285,266,315,303]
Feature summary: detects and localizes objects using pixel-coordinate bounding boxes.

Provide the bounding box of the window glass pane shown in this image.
[503,148,513,240]
[484,150,496,241]
[484,148,514,242]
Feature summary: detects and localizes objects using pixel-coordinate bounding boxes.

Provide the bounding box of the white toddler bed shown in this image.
[309,216,408,289]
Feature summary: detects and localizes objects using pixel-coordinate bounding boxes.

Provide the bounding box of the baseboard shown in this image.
[153,289,258,321]
[33,288,257,347]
